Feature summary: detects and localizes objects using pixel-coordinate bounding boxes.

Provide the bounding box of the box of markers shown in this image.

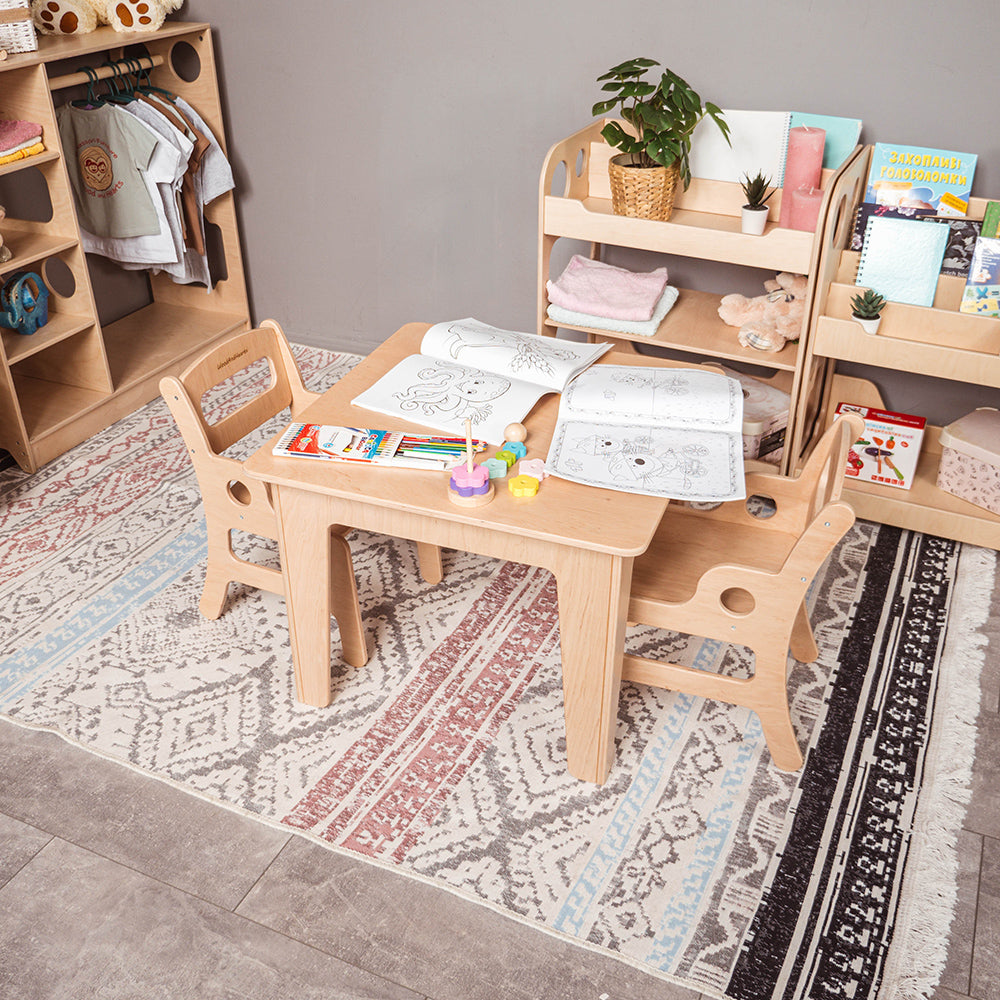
[835,402,926,490]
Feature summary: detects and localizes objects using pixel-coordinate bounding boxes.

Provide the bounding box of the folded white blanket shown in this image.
[546,285,679,337]
[546,254,669,322]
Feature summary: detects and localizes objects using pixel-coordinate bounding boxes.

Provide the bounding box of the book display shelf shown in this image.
[792,145,1000,549]
[0,23,249,473]
[537,119,863,474]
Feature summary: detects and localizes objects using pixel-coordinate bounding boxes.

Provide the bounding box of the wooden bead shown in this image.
[504,422,527,443]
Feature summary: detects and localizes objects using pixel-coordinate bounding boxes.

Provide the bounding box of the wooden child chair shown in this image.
[160,320,442,670]
[623,412,865,771]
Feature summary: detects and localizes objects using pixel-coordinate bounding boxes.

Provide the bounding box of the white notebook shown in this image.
[688,109,791,186]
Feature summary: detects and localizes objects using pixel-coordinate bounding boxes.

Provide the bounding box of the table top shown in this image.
[244,322,675,557]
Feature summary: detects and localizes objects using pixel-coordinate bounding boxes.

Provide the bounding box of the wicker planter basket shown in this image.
[608,155,680,221]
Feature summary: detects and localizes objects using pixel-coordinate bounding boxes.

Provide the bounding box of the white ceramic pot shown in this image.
[853,314,882,335]
[741,205,769,235]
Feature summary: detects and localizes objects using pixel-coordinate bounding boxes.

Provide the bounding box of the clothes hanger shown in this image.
[69,67,101,109]
[99,60,135,104]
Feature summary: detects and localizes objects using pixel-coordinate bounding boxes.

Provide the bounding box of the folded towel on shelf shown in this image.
[546,254,669,322]
[0,118,43,153]
[0,141,44,167]
[547,284,679,337]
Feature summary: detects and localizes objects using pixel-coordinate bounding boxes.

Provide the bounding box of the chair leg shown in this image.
[753,651,804,772]
[329,530,368,668]
[416,541,444,584]
[789,600,819,663]
[198,569,231,620]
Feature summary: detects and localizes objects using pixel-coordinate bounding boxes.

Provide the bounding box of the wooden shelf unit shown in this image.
[537,120,862,473]
[795,145,1000,549]
[0,23,249,473]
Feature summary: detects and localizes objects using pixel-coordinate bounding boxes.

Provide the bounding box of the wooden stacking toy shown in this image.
[448,419,495,507]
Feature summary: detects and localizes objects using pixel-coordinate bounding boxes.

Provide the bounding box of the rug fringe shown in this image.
[882,543,995,999]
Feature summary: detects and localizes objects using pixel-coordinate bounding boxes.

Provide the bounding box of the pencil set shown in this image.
[272,424,486,470]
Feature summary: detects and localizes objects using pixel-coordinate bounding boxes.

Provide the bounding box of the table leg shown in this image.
[551,547,634,784]
[272,486,335,707]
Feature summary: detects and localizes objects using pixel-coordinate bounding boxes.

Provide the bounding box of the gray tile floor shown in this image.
[0,592,997,1000]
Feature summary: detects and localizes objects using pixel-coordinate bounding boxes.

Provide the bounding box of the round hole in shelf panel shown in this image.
[169,40,202,84]
[575,147,586,178]
[549,159,566,198]
[41,255,76,300]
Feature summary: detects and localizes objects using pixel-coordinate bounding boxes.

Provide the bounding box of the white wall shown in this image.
[181,0,1000,421]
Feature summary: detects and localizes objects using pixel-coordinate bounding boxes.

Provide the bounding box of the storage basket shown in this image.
[608,156,679,221]
[0,0,36,54]
[936,407,1000,514]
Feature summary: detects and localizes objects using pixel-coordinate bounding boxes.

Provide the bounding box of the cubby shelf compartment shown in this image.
[0,22,250,473]
[795,144,1000,550]
[541,286,801,372]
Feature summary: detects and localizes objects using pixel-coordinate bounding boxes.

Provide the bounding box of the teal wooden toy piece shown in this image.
[503,441,527,460]
[483,457,510,479]
[508,474,540,498]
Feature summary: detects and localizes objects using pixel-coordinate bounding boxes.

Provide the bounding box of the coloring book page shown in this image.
[351,318,611,444]
[545,366,746,502]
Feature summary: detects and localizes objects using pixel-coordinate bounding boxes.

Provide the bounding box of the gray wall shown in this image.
[182,0,1000,422]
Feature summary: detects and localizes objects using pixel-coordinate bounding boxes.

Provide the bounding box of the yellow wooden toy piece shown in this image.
[508,473,540,498]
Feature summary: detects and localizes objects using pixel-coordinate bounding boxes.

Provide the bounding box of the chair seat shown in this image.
[631,505,798,606]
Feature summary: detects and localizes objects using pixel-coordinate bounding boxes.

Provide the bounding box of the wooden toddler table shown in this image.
[244,322,671,784]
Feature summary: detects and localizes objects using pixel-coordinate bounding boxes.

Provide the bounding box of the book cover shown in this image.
[856,215,948,307]
[960,236,1000,316]
[789,112,862,169]
[864,142,977,216]
[849,202,934,252]
[545,365,745,502]
[351,318,611,444]
[927,217,982,277]
[835,402,926,491]
[982,200,1000,239]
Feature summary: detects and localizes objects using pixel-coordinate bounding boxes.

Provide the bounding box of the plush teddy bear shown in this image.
[32,0,183,35]
[717,271,810,353]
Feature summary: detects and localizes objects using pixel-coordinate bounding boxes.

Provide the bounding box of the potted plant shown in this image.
[592,57,729,221]
[850,288,887,334]
[740,171,775,235]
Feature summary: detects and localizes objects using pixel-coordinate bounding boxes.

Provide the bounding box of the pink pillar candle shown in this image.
[780,126,825,226]
[786,185,824,232]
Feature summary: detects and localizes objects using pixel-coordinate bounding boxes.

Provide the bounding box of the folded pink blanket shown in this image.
[0,118,42,155]
[546,254,669,322]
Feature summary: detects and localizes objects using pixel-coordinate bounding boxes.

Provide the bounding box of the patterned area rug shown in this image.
[1,345,995,1000]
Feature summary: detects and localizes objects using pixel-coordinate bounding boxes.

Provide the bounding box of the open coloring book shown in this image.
[545,366,746,502]
[351,318,611,443]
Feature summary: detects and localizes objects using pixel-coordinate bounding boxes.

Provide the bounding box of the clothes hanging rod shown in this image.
[48,54,164,92]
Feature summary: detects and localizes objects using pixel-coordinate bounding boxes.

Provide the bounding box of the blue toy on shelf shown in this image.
[0,271,49,335]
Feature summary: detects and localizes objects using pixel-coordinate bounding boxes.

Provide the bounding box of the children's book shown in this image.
[544,366,746,502]
[836,402,926,491]
[959,236,1000,316]
[929,217,982,277]
[856,215,948,307]
[981,201,1000,239]
[864,142,977,216]
[351,318,611,444]
[272,424,486,471]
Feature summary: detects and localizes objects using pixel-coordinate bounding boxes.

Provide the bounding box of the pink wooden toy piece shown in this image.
[518,458,548,480]
[448,419,495,507]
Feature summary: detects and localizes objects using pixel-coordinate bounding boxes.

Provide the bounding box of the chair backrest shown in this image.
[693,412,865,541]
[164,319,319,460]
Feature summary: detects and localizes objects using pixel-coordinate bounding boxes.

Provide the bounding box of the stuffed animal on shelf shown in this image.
[31,0,183,35]
[717,271,809,353]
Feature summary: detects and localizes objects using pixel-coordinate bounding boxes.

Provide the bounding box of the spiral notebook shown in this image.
[688,110,791,186]
[856,215,948,307]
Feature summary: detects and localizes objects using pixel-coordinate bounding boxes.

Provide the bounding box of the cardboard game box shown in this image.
[835,402,926,490]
